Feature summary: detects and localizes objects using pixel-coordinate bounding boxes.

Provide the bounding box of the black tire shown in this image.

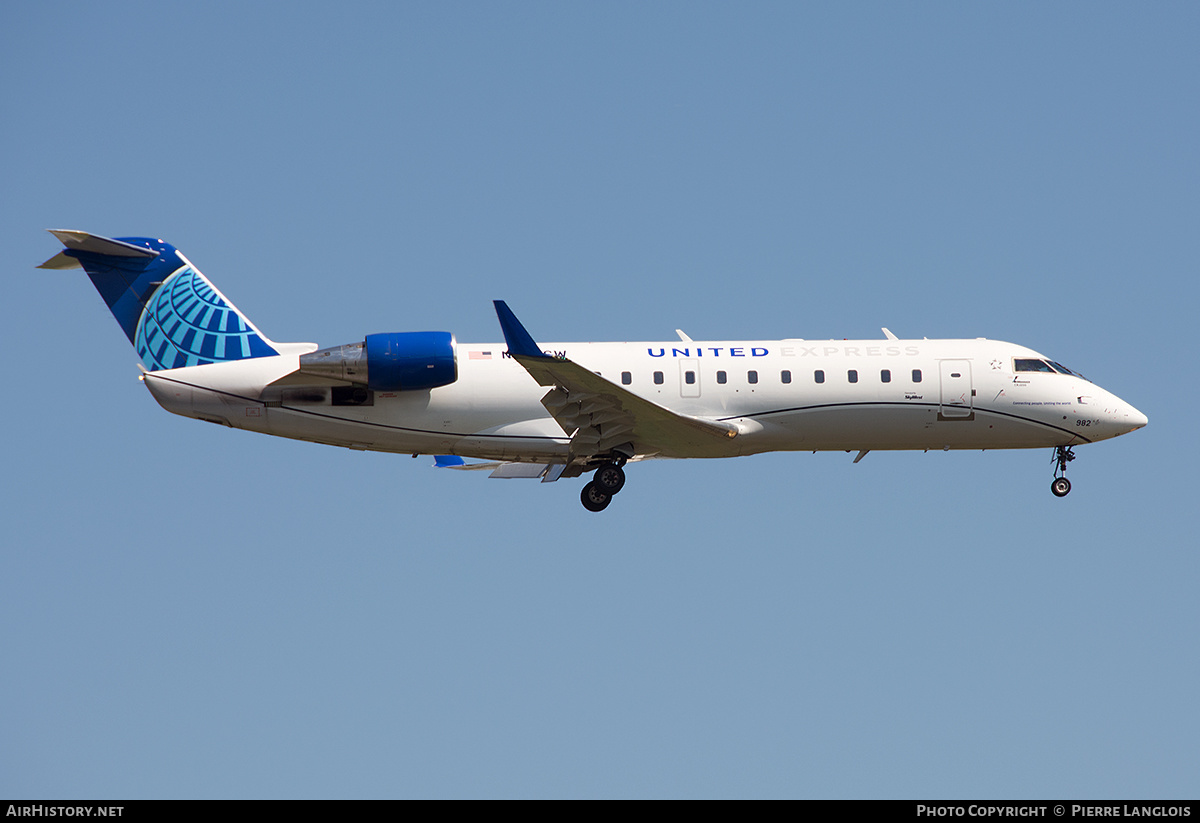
[581,481,612,512]
[1051,477,1072,497]
[593,463,626,495]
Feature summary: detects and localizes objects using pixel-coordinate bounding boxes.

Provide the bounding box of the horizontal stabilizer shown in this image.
[39,231,158,270]
[38,251,81,270]
[49,229,158,258]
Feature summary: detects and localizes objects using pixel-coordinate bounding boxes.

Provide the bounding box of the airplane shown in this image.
[40,229,1148,512]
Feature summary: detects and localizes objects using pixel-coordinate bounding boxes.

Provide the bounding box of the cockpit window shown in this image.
[1014,359,1056,373]
[1014,358,1089,381]
[1048,361,1087,380]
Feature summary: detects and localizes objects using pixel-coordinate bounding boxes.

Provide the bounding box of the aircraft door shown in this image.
[939,360,973,418]
[680,359,700,398]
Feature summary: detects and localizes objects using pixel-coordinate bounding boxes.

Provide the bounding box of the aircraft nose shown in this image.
[1107,400,1147,436]
[1126,405,1148,430]
[1087,393,1147,440]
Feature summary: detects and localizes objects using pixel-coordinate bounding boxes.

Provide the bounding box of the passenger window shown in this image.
[716,371,727,384]
[781,370,792,384]
[815,370,825,384]
[848,370,858,384]
[748,370,758,384]
[685,371,696,385]
[621,371,631,385]
[912,369,922,383]
[653,371,664,385]
[881,369,891,383]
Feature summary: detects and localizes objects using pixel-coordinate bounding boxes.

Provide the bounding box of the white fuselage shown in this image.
[140,336,1147,463]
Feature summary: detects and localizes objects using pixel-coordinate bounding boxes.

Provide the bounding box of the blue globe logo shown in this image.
[134,266,270,371]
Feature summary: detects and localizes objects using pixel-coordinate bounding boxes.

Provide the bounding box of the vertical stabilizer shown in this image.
[40,230,279,371]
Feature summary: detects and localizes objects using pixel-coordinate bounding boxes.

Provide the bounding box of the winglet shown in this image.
[434,455,466,468]
[493,300,550,359]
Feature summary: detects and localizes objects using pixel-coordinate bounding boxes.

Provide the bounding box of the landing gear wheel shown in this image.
[593,463,626,495]
[1051,446,1076,498]
[581,481,612,512]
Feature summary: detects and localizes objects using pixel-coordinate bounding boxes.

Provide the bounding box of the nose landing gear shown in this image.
[1050,446,1075,497]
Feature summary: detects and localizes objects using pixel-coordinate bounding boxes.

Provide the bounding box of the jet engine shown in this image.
[297,331,458,391]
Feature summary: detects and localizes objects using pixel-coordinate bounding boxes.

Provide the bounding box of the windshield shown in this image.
[1014,358,1089,381]
[1048,361,1087,380]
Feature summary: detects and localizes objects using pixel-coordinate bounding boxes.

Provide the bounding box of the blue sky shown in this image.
[2,2,1196,798]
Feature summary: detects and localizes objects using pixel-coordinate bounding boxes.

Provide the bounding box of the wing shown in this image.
[493,301,739,468]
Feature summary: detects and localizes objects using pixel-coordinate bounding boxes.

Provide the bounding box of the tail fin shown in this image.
[41,230,280,371]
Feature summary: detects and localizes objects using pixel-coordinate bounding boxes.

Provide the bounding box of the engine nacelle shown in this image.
[364,331,457,390]
[298,331,458,391]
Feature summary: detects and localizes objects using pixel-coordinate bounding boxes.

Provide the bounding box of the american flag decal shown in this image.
[469,351,493,360]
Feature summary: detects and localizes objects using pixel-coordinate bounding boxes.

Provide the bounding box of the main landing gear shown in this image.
[580,461,627,512]
[1050,445,1076,497]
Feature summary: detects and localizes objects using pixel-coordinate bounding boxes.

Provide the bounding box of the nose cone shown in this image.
[1105,399,1147,438]
[1125,404,1148,431]
[1084,387,1147,441]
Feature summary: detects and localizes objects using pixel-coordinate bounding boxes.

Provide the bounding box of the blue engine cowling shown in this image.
[297,331,458,391]
[365,331,457,391]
